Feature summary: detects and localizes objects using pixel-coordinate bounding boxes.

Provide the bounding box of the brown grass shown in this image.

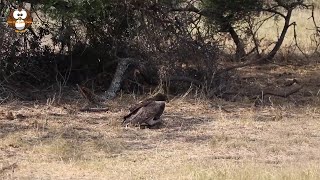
[2,7,320,180]
[0,100,320,179]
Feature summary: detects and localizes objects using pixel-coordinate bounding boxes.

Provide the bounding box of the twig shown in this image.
[0,162,18,174]
[77,84,101,104]
[79,107,109,112]
[209,104,231,113]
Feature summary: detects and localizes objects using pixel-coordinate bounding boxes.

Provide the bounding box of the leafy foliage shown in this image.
[202,0,263,30]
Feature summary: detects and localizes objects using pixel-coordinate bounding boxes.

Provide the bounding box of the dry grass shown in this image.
[0,104,320,180]
[2,70,320,180]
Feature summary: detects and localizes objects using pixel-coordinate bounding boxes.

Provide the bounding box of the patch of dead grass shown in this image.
[2,62,320,179]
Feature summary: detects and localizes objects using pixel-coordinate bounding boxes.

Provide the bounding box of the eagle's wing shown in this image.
[128,98,154,112]
[123,100,152,121]
[123,101,165,126]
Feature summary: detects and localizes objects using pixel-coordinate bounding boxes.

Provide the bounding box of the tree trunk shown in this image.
[102,58,132,100]
[266,9,293,60]
[227,25,246,61]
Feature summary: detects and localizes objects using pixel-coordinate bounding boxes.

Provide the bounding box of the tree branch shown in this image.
[261,7,286,18]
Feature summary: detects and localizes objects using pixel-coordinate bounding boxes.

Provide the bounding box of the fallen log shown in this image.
[262,84,303,98]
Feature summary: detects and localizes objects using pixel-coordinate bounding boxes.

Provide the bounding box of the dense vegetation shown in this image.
[0,0,318,101]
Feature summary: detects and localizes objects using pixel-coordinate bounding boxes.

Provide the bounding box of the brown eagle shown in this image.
[123,93,168,127]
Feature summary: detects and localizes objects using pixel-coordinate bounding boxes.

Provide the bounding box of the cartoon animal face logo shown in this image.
[7,8,33,32]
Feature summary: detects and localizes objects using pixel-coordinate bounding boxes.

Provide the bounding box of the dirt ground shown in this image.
[2,62,320,180]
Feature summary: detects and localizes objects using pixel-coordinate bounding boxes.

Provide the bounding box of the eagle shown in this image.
[122,93,168,128]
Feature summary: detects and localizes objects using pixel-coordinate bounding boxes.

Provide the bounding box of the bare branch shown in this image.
[292,21,309,59]
[308,4,320,34]
[261,7,286,18]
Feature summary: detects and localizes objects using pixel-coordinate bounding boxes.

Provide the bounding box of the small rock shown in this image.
[5,111,14,120]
